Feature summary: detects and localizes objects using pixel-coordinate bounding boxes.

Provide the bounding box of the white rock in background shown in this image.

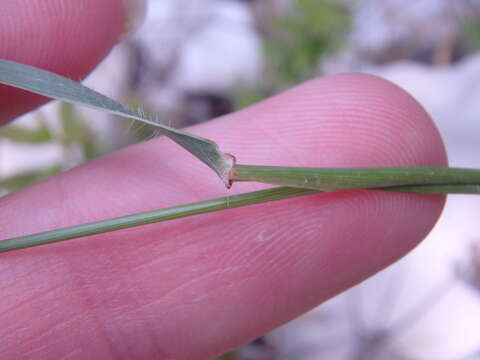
[80,43,133,150]
[325,0,480,73]
[171,0,262,93]
[374,55,480,168]
[0,138,64,178]
[133,0,262,112]
[350,0,464,51]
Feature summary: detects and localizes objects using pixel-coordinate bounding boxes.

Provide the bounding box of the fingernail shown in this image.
[120,0,147,41]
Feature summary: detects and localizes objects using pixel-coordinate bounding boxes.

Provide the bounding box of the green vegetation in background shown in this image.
[0,96,164,195]
[0,103,101,194]
[0,166,62,192]
[234,0,350,109]
[461,16,480,52]
[59,102,101,160]
[0,121,52,144]
[265,0,350,84]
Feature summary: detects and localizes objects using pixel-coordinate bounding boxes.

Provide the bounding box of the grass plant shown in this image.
[1,59,479,253]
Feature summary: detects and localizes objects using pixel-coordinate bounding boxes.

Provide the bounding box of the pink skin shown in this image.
[0,1,447,359]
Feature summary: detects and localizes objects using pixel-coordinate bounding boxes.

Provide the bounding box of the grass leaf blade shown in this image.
[0,59,234,185]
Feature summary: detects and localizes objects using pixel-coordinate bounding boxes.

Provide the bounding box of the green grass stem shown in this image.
[0,187,316,253]
[2,181,479,253]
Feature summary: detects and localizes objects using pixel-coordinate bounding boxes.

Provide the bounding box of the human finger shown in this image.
[0,74,447,359]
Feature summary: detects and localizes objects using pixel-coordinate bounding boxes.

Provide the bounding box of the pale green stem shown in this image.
[1,181,479,253]
[0,187,315,253]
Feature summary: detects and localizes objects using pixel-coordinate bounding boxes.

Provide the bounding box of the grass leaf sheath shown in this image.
[231,165,480,191]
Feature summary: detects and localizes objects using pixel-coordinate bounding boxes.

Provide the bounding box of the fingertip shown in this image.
[196,71,448,283]
[212,72,447,170]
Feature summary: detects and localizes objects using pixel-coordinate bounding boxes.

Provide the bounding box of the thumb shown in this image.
[0,0,137,125]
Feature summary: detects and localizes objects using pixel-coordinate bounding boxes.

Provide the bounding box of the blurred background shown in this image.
[1,0,480,359]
